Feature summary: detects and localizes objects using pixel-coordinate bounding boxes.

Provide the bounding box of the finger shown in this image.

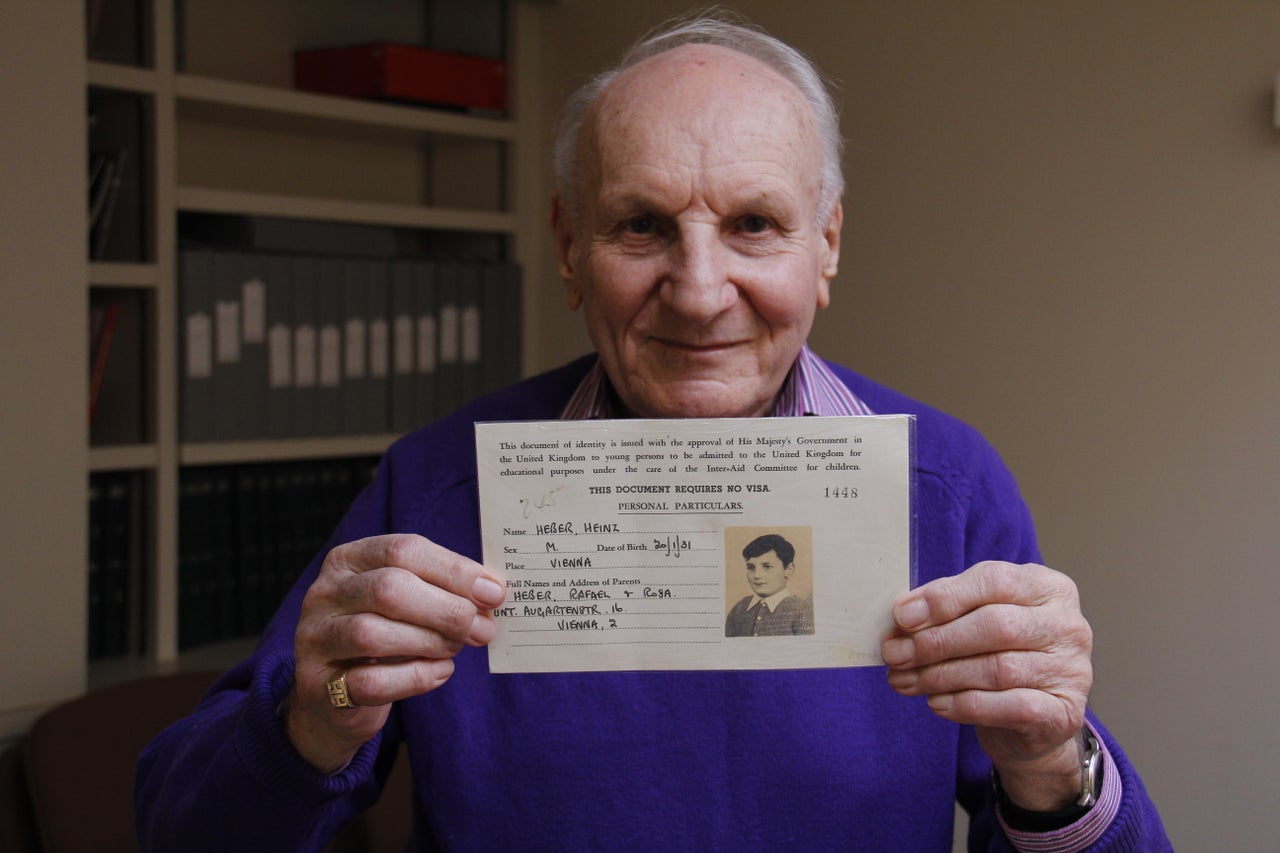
[892,562,1076,633]
[308,571,504,659]
[321,611,468,663]
[323,603,498,657]
[339,658,458,708]
[328,534,507,609]
[919,687,1086,743]
[883,599,1089,669]
[886,645,1092,698]
[338,566,496,644]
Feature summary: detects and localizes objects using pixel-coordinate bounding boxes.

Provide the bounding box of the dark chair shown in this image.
[0,736,40,853]
[19,670,220,853]
[4,669,413,853]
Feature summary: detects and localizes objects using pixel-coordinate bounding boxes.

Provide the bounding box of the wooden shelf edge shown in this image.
[86,637,257,692]
[176,186,517,233]
[87,61,162,94]
[175,73,515,141]
[89,261,160,287]
[89,444,161,472]
[180,433,399,466]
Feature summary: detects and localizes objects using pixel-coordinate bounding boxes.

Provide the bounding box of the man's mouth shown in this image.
[656,338,743,355]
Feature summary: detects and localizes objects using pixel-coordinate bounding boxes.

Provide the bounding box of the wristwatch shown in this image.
[1076,729,1103,807]
[993,728,1103,832]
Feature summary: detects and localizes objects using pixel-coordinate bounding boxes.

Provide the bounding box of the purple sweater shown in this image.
[136,356,1170,852]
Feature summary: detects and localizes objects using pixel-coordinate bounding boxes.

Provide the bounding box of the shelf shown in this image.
[87,61,161,94]
[176,186,517,233]
[87,637,258,690]
[180,433,399,467]
[90,444,161,472]
[89,261,159,288]
[175,73,516,142]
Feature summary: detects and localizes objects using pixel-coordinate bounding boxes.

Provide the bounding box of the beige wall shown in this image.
[0,5,89,732]
[521,2,1280,849]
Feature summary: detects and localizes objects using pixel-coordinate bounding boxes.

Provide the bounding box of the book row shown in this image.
[178,456,378,650]
[88,471,147,660]
[179,248,522,443]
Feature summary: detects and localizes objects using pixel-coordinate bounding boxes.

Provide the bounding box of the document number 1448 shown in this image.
[824,486,859,499]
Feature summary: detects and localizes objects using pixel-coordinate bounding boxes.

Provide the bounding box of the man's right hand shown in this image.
[283,533,507,773]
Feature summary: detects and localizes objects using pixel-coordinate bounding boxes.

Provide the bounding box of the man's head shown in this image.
[552,14,845,419]
[741,533,797,599]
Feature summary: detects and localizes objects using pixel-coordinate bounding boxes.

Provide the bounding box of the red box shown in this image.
[293,43,507,113]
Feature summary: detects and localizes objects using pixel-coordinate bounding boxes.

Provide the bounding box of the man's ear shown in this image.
[816,199,843,310]
[551,194,583,310]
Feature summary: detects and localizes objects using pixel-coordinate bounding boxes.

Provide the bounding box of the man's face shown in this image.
[745,549,795,599]
[554,45,841,419]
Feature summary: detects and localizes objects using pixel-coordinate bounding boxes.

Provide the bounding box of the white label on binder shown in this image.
[462,305,482,364]
[295,325,317,388]
[186,312,213,379]
[242,278,266,344]
[215,300,241,363]
[268,323,292,388]
[344,318,367,379]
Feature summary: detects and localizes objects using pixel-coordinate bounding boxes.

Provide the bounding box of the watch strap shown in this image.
[992,728,1104,833]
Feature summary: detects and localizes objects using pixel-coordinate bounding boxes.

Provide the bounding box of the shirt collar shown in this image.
[752,587,795,613]
[559,344,874,420]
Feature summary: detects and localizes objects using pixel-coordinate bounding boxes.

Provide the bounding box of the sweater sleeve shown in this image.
[135,453,403,853]
[135,651,386,853]
[938,430,1172,852]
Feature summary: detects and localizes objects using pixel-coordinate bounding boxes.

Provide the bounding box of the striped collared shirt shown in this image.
[558,344,875,420]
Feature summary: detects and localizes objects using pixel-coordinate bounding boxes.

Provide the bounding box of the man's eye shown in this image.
[625,217,655,235]
[739,215,772,234]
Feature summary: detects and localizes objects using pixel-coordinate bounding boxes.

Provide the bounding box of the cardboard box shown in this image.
[293,43,507,113]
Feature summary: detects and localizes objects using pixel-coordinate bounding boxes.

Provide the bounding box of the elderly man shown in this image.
[137,14,1169,852]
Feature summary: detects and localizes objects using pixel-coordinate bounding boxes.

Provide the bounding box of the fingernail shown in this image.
[896,597,929,630]
[472,576,505,607]
[885,669,917,691]
[882,636,914,666]
[468,613,499,646]
[927,694,954,713]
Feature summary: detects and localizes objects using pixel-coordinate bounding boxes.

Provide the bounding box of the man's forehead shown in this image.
[582,44,820,204]
[596,161,802,214]
[594,43,809,129]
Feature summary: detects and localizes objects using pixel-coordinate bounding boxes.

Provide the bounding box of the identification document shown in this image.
[476,415,915,673]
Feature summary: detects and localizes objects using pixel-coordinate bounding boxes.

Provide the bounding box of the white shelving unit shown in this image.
[83,0,528,677]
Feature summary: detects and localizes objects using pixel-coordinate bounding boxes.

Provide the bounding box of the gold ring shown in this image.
[326,671,358,709]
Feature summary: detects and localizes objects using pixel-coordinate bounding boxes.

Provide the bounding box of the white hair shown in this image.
[552,9,845,227]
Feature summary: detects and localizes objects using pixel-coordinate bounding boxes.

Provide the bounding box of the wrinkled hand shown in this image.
[882,561,1093,810]
[284,534,506,773]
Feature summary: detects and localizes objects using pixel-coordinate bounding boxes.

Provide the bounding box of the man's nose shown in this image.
[660,225,736,321]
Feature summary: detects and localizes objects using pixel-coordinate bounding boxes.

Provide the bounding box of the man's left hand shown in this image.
[882,561,1093,811]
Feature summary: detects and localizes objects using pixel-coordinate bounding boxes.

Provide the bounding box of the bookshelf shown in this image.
[79,0,529,682]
